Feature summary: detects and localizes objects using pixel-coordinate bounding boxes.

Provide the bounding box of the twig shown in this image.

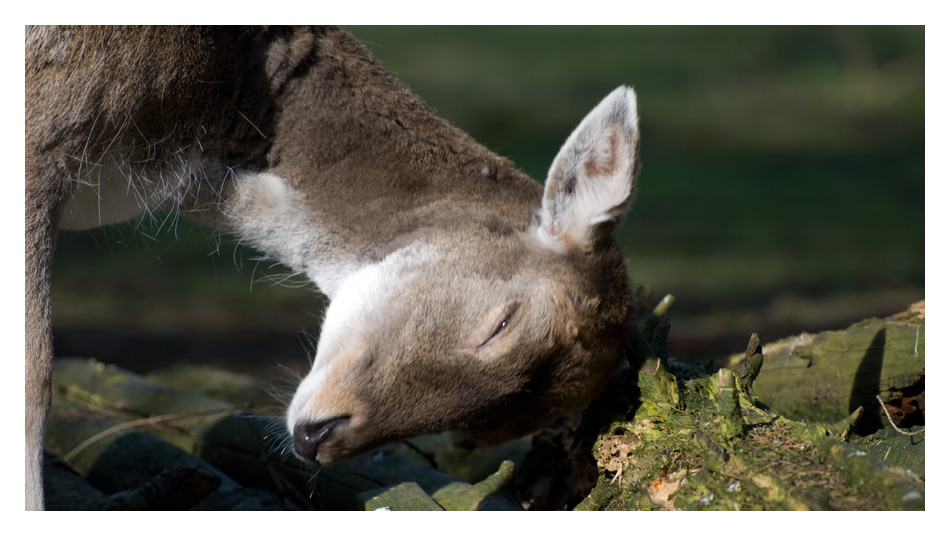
[63,408,238,463]
[609,464,624,488]
[875,395,925,436]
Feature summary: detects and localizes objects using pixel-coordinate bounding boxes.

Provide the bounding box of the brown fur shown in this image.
[25,26,639,510]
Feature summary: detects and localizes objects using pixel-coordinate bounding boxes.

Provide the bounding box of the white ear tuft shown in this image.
[535,86,640,254]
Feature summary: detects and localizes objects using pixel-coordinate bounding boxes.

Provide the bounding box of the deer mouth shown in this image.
[291,416,350,463]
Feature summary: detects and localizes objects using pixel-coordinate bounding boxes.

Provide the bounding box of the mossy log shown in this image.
[358,461,522,511]
[731,301,925,433]
[574,299,925,511]
[360,482,445,511]
[45,397,295,510]
[46,357,521,510]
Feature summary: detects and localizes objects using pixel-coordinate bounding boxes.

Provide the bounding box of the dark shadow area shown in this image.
[52,326,312,380]
[84,431,196,494]
[849,328,886,436]
[195,412,292,494]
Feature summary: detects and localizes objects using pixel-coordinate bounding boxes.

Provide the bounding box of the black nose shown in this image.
[292,417,348,462]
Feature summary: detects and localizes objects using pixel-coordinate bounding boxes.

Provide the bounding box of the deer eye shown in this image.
[477,302,520,349]
[488,316,509,340]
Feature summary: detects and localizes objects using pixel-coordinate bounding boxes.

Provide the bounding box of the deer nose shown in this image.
[292,417,348,462]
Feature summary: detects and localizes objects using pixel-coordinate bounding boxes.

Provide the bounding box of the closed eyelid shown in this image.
[479,301,521,348]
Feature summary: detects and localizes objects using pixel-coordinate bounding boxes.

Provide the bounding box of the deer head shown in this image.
[287,86,641,464]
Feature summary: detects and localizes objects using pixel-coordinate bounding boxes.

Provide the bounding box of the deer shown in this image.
[25,26,641,510]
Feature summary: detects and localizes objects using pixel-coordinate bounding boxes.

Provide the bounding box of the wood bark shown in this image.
[731,302,924,433]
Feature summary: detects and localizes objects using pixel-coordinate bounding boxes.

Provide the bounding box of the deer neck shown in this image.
[222,29,542,299]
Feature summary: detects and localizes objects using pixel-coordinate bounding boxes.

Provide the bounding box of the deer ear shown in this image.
[535,86,640,253]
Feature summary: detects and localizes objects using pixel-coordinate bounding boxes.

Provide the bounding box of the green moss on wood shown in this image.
[577,302,925,511]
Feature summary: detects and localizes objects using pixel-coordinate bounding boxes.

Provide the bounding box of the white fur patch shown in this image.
[227,171,360,298]
[286,242,440,431]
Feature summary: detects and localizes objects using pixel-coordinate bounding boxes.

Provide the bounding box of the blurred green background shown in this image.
[49,26,924,378]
